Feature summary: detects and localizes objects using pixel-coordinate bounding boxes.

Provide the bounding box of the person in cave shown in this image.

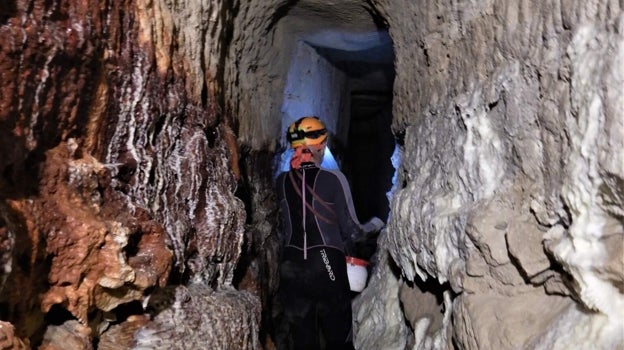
[274,116,384,350]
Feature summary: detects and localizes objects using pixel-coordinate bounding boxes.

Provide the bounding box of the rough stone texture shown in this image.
[0,321,29,349]
[132,284,260,349]
[232,150,282,348]
[355,0,624,349]
[3,140,172,328]
[0,219,13,296]
[352,236,409,350]
[0,0,260,348]
[224,0,623,349]
[97,315,151,350]
[225,0,383,150]
[39,320,93,350]
[280,41,349,141]
[452,291,573,350]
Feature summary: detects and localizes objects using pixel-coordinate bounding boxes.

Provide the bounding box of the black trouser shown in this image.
[276,247,353,350]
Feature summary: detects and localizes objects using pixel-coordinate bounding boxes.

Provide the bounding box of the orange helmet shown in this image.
[286,116,328,148]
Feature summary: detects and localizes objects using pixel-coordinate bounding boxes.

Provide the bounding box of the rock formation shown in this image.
[353,2,624,350]
[0,0,622,349]
[0,0,260,348]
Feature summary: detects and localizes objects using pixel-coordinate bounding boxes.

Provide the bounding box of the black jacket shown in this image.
[276,163,365,257]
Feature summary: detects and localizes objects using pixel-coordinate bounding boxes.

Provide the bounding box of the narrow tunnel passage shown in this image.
[2,0,622,349]
[264,2,400,348]
[230,1,623,347]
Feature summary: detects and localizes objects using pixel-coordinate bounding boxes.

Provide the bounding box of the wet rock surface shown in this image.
[353,1,624,349]
[1,0,260,348]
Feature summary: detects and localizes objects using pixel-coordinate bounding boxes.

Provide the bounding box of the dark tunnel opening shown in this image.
[260,4,399,348]
[345,89,394,223]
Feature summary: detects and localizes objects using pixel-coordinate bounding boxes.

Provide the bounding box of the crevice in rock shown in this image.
[0,1,16,24]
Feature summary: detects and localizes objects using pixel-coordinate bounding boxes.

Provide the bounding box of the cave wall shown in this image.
[280,41,348,142]
[225,1,384,151]
[224,2,291,151]
[0,0,261,348]
[354,1,624,350]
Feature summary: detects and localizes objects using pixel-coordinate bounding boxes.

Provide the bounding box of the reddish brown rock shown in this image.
[2,141,171,339]
[0,0,260,348]
[0,321,29,350]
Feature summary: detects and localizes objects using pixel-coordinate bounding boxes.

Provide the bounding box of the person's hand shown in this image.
[363,217,385,234]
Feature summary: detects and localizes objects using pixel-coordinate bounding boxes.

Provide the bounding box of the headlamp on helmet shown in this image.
[286,116,327,148]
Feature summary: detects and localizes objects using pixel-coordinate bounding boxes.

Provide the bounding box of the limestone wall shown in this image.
[280,41,348,140]
[355,1,624,349]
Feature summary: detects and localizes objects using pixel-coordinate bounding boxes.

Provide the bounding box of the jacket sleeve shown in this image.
[329,170,366,248]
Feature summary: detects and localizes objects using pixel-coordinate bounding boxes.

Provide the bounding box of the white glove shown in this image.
[362,217,385,234]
